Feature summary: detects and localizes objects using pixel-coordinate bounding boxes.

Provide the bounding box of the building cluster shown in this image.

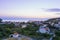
[0,18,60,34]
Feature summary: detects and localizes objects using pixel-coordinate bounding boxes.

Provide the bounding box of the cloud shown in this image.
[55,13,60,15]
[46,8,60,12]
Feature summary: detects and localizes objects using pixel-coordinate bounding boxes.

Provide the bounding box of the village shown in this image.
[0,18,60,40]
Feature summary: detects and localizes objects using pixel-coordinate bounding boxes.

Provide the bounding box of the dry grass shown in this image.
[7,38,18,40]
[6,37,32,40]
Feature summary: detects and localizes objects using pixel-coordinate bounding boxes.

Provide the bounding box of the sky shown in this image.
[0,0,60,18]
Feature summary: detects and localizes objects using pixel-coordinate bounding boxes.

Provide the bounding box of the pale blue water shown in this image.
[3,20,29,22]
[0,17,50,22]
[2,18,49,22]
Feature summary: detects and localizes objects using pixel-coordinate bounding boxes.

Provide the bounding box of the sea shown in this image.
[2,18,50,22]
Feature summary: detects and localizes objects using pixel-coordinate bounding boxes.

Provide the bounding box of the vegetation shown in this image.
[0,18,60,40]
[0,18,2,23]
[0,21,50,39]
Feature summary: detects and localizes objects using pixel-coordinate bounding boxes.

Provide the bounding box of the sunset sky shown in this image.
[0,0,60,18]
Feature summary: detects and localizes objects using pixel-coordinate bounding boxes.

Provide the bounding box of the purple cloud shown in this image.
[46,8,60,12]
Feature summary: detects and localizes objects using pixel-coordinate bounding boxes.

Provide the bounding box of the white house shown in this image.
[39,24,50,34]
[58,22,60,24]
[13,22,20,27]
[54,23,60,29]
[21,24,27,28]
